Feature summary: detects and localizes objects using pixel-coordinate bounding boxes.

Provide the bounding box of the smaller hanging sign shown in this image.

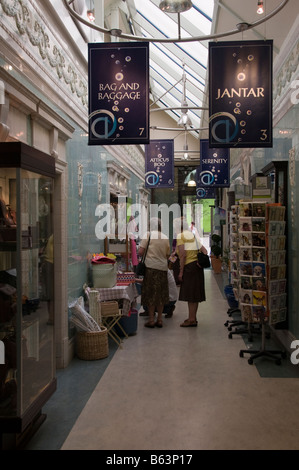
[195,183,215,200]
[145,140,174,188]
[198,139,230,188]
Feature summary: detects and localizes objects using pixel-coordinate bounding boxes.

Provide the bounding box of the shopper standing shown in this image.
[127,215,139,271]
[138,218,170,328]
[190,221,200,238]
[174,218,207,327]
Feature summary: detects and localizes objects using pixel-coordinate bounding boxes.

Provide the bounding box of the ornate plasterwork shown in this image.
[77,162,83,197]
[0,0,88,107]
[105,143,145,182]
[273,17,299,117]
[122,145,145,173]
[273,40,299,106]
[107,160,130,197]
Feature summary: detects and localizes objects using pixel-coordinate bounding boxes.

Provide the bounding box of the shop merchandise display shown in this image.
[228,201,287,364]
[0,145,57,449]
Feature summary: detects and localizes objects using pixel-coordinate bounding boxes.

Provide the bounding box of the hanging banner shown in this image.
[198,139,230,188]
[196,183,215,200]
[88,42,149,146]
[209,40,273,148]
[145,140,174,188]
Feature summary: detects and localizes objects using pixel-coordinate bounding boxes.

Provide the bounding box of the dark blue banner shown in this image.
[198,139,230,188]
[196,184,215,200]
[209,40,273,148]
[88,42,149,146]
[145,140,174,188]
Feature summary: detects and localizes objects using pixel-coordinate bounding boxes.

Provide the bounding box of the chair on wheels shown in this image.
[239,321,286,365]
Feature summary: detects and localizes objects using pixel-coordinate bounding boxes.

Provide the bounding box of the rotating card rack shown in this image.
[230,201,287,365]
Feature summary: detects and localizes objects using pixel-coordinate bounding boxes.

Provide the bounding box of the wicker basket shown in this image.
[100,301,119,317]
[76,328,109,360]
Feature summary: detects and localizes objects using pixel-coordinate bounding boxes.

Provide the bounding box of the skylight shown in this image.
[131,0,214,130]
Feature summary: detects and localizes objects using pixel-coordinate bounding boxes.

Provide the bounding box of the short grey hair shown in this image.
[173,217,189,235]
[149,217,161,232]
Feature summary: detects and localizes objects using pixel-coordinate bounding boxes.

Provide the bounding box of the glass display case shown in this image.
[0,142,56,449]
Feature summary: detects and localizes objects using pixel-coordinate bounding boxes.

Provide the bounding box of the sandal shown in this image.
[180,319,197,327]
[155,320,163,328]
[144,320,155,328]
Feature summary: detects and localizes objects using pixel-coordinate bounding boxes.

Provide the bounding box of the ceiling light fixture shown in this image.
[87,9,95,22]
[187,171,196,187]
[184,169,197,187]
[178,113,192,127]
[183,130,189,160]
[63,0,290,43]
[159,0,193,13]
[178,62,193,128]
[257,1,264,14]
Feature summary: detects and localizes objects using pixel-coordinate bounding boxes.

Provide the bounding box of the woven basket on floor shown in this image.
[76,328,109,360]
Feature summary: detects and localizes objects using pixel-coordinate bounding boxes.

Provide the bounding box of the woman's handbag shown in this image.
[195,236,210,269]
[197,251,211,269]
[135,235,150,277]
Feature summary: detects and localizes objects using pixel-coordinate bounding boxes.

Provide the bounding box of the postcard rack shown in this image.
[230,201,287,365]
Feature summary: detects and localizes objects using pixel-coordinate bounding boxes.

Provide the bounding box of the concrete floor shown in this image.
[61,270,299,451]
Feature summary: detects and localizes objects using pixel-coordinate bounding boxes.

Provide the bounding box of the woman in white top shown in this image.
[138,218,170,328]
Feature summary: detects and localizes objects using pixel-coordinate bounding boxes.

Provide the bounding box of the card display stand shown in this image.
[226,205,258,340]
[229,201,286,364]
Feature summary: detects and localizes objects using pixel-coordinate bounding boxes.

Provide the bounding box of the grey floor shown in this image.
[27,270,299,451]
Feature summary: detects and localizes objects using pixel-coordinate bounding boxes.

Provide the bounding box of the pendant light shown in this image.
[187,170,196,187]
[257,1,264,14]
[178,62,193,128]
[159,0,193,14]
[183,129,189,160]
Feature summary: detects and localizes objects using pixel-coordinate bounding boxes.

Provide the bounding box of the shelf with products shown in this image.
[266,204,287,325]
[228,205,239,300]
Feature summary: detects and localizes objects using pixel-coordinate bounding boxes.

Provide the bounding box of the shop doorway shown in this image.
[177,165,214,250]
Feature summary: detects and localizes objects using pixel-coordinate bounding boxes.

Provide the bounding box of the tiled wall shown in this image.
[66,128,144,305]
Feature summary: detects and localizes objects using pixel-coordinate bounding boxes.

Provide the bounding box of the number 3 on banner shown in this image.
[260,129,268,141]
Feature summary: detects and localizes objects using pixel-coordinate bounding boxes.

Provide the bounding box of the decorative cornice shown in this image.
[0,0,88,108]
[105,144,145,182]
[273,40,299,105]
[273,16,299,119]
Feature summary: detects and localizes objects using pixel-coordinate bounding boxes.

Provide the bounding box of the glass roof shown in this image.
[67,0,214,136]
[130,0,215,134]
